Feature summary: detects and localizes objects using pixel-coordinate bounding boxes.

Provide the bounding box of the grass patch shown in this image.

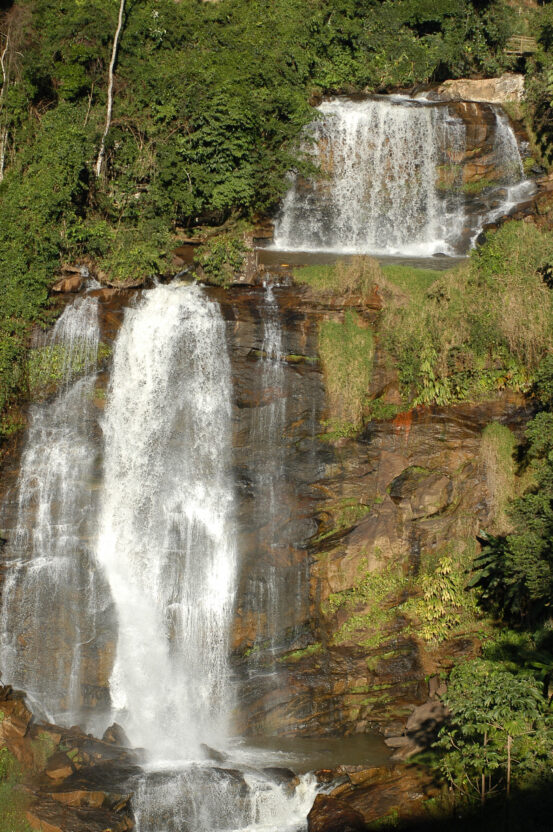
[480,423,517,534]
[294,256,381,298]
[380,222,553,407]
[380,264,445,303]
[319,311,374,433]
[0,749,32,832]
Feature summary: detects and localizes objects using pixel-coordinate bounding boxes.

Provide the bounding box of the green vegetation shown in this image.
[294,256,381,298]
[326,562,408,649]
[431,363,553,816]
[27,341,110,398]
[480,423,517,533]
[194,225,248,288]
[0,749,31,832]
[404,551,480,643]
[319,311,374,434]
[281,642,323,663]
[470,358,553,626]
[312,497,372,544]
[381,223,553,407]
[437,659,553,803]
[0,0,525,435]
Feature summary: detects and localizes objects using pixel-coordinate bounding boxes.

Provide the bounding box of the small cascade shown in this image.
[95,283,236,759]
[477,108,536,229]
[272,96,533,256]
[249,284,288,663]
[133,768,318,832]
[0,297,108,727]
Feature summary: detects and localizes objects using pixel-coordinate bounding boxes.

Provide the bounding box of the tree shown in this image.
[436,660,552,804]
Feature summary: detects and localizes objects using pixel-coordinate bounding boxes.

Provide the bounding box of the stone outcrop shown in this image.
[435,73,525,104]
[0,685,137,832]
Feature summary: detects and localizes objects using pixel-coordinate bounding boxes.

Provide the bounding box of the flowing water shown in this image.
[96,283,236,759]
[272,95,533,257]
[0,283,327,831]
[249,285,288,663]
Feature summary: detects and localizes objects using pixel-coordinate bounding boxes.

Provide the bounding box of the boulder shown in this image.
[436,73,524,104]
[101,723,130,747]
[308,794,368,832]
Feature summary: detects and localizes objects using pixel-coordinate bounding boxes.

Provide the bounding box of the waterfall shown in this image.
[249,285,288,662]
[477,108,536,230]
[273,96,533,257]
[133,768,319,832]
[273,96,466,256]
[95,283,236,759]
[1,283,322,831]
[0,297,108,727]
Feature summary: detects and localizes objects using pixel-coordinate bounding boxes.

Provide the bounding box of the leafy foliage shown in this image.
[436,659,553,801]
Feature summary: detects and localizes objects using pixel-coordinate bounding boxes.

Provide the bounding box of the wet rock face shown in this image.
[0,282,534,744]
[243,392,532,738]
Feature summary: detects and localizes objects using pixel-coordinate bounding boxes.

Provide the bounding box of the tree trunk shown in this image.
[481,730,488,805]
[0,31,9,183]
[94,0,125,178]
[507,734,512,798]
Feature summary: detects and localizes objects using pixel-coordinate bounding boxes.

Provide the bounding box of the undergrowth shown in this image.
[480,423,517,534]
[0,749,31,832]
[319,310,374,434]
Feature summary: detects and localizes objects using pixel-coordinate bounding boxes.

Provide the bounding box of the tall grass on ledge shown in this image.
[319,311,374,434]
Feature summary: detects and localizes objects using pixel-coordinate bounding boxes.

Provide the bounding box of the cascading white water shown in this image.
[0,297,108,727]
[99,283,319,831]
[133,767,319,832]
[95,282,236,759]
[477,108,536,230]
[273,96,533,256]
[250,285,288,661]
[273,96,466,256]
[1,284,322,831]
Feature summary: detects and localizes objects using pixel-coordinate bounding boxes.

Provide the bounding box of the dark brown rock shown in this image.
[102,723,130,747]
[308,794,368,832]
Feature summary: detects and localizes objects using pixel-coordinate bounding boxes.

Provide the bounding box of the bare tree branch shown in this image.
[95,0,126,178]
[0,30,10,182]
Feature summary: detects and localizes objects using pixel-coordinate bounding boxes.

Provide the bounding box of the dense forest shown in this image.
[0,0,543,431]
[3,1,553,830]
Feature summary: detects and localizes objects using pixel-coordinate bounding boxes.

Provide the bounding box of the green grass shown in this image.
[319,311,374,434]
[480,423,517,534]
[0,750,32,832]
[380,222,553,408]
[380,264,445,303]
[294,256,381,298]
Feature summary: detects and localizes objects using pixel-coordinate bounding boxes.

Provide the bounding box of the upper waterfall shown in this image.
[96,283,236,761]
[272,96,533,257]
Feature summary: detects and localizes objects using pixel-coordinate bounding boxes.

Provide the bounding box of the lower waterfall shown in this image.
[0,283,321,831]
